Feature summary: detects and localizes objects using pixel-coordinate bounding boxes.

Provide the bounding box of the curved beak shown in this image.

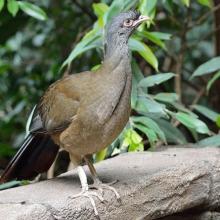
[132,15,151,27]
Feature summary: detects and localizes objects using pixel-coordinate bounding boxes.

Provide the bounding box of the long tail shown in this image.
[0,133,59,183]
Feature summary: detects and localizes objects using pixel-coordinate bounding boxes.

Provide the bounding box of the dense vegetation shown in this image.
[0,0,220,175]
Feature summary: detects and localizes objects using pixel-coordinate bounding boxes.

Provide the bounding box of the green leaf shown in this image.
[104,0,123,23]
[169,102,198,118]
[122,129,144,152]
[154,93,179,103]
[133,123,158,147]
[198,135,220,147]
[131,60,144,109]
[216,115,220,128]
[135,96,166,116]
[129,38,158,71]
[131,76,138,109]
[95,148,107,162]
[123,0,138,11]
[7,0,19,16]
[150,32,172,40]
[207,71,220,92]
[191,57,220,78]
[192,104,219,122]
[164,0,174,14]
[175,112,210,134]
[0,0,4,12]
[138,73,174,88]
[139,0,157,16]
[197,0,211,7]
[62,29,101,68]
[0,180,21,190]
[92,3,109,27]
[155,119,187,144]
[18,1,47,20]
[181,0,190,7]
[91,64,101,71]
[132,116,166,143]
[139,31,166,49]
[92,3,109,18]
[131,59,144,82]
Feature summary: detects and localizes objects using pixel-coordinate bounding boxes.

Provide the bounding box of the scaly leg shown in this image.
[70,166,104,217]
[84,157,121,201]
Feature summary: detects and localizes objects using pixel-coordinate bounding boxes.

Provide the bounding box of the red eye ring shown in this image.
[123,19,134,27]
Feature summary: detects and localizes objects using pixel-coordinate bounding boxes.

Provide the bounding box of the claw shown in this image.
[71,165,121,218]
[69,188,104,216]
[89,179,121,202]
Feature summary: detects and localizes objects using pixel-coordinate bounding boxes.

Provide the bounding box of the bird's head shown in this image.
[106,11,150,43]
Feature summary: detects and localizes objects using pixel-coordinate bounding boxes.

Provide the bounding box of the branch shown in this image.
[188,3,220,30]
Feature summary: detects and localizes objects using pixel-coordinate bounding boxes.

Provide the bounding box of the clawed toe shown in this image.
[69,189,104,216]
[89,179,121,201]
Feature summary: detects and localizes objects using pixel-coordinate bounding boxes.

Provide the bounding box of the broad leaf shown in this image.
[191,57,220,78]
[175,112,210,134]
[0,0,4,12]
[135,96,166,116]
[133,123,158,147]
[155,119,187,144]
[62,29,101,68]
[197,0,211,7]
[7,0,19,16]
[104,0,123,23]
[154,93,179,103]
[139,0,157,16]
[139,31,166,49]
[95,148,107,162]
[138,73,174,88]
[129,38,158,71]
[132,116,166,143]
[92,3,109,18]
[198,135,220,147]
[92,3,109,27]
[0,180,29,190]
[150,32,172,40]
[181,0,190,7]
[216,115,220,128]
[18,1,47,20]
[192,104,219,122]
[169,102,198,118]
[131,76,138,109]
[131,60,144,109]
[122,129,144,152]
[207,71,220,92]
[131,60,144,82]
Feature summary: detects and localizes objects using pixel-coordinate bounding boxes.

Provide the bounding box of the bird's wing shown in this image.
[38,73,90,133]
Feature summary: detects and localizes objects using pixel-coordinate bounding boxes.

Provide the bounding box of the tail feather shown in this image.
[0,133,59,183]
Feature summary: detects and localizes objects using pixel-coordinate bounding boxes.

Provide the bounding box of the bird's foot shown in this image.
[68,186,104,217]
[89,179,121,202]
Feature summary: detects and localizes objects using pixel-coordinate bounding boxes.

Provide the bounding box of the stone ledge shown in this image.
[0,147,219,220]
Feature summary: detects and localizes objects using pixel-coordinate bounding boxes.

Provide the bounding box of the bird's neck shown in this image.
[104,37,130,68]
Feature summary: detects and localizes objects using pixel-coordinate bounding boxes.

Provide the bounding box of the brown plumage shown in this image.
[0,10,150,217]
[0,12,150,216]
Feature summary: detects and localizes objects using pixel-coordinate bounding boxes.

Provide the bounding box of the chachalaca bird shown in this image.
[0,11,150,216]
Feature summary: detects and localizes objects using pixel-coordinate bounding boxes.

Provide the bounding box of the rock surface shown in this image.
[0,147,220,220]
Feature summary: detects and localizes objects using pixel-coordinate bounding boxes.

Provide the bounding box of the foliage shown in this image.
[0,0,219,167]
[1,0,47,20]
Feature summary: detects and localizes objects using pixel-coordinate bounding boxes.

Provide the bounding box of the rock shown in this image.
[0,147,219,220]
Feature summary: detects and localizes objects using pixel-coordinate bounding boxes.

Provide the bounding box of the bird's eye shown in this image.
[123,19,134,27]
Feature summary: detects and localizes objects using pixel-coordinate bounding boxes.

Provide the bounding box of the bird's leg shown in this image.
[70,166,104,217]
[84,157,121,201]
